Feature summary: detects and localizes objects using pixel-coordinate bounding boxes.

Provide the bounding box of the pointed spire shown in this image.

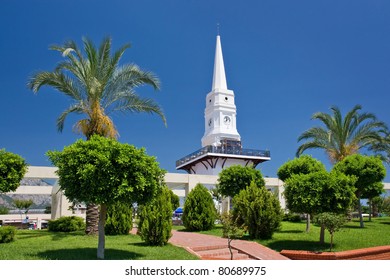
[212,35,228,91]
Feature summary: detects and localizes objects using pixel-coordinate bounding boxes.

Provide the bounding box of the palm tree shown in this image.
[28,37,166,234]
[296,105,389,163]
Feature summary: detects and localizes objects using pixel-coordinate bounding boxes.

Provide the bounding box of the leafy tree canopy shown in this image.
[333,154,385,199]
[277,155,325,182]
[47,135,165,205]
[217,165,265,197]
[0,149,27,193]
[283,170,355,215]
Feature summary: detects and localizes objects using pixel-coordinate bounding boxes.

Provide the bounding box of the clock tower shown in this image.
[201,35,240,147]
[176,35,270,175]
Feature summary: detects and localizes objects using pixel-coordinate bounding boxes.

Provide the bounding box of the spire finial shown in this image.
[212,33,227,90]
[217,23,220,35]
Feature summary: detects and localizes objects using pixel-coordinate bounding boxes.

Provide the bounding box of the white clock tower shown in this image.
[201,35,240,147]
[176,35,270,175]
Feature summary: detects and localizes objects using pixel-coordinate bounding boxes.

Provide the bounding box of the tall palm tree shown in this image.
[28,37,166,234]
[296,105,389,163]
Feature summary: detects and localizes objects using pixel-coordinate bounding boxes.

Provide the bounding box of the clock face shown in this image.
[223,116,231,124]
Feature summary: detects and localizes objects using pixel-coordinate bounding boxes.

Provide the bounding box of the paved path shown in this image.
[132,228,289,260]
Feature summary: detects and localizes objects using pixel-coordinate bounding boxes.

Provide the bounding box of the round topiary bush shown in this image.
[48,216,86,232]
[137,187,173,246]
[232,181,282,239]
[182,183,217,231]
[0,226,17,243]
[105,202,133,235]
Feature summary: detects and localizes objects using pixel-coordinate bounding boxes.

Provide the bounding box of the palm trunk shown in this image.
[97,204,107,260]
[85,203,99,235]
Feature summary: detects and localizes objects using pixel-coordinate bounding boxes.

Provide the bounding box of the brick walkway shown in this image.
[132,228,289,260]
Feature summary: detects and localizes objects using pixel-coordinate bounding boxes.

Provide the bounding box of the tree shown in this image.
[0,149,27,193]
[277,155,326,232]
[296,105,389,163]
[232,181,282,239]
[382,197,390,215]
[217,165,265,198]
[167,189,180,212]
[105,201,133,235]
[28,37,166,235]
[182,184,217,231]
[13,199,34,222]
[47,135,165,259]
[277,155,325,181]
[137,186,173,246]
[284,170,355,242]
[333,154,386,228]
[314,212,346,251]
[220,212,245,260]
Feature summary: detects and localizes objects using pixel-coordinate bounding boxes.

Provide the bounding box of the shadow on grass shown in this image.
[37,248,144,260]
[342,224,367,229]
[278,230,303,234]
[16,230,52,240]
[261,240,330,252]
[379,221,390,225]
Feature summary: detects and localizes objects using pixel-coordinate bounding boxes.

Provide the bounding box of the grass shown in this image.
[2,217,389,259]
[180,217,390,253]
[0,230,198,260]
[260,217,390,252]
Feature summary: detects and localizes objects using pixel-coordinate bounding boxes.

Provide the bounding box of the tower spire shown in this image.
[212,35,228,91]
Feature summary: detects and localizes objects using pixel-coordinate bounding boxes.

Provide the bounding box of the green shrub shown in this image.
[0,226,17,243]
[0,206,9,215]
[138,187,173,246]
[182,183,217,231]
[283,212,302,222]
[48,216,85,232]
[233,181,283,239]
[315,212,347,251]
[168,189,180,212]
[105,202,133,235]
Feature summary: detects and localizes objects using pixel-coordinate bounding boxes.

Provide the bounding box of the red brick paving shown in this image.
[132,228,289,260]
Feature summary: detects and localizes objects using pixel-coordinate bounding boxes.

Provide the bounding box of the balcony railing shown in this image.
[176,145,270,167]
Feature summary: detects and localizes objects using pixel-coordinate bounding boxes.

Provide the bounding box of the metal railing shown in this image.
[176,145,270,167]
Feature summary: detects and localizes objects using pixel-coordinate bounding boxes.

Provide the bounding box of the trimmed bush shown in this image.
[0,206,9,215]
[138,187,172,246]
[105,202,133,235]
[168,189,180,212]
[182,183,217,231]
[233,181,282,239]
[48,216,85,232]
[0,226,17,243]
[283,212,302,222]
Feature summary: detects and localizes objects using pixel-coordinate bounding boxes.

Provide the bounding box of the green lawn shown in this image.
[0,230,198,260]
[260,217,390,252]
[177,217,390,252]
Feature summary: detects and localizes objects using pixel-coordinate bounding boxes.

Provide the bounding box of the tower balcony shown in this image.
[176,145,271,173]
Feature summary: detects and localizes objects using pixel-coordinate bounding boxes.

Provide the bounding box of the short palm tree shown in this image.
[28,37,166,234]
[296,105,389,163]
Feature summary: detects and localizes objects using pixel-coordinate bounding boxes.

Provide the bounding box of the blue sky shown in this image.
[1,0,390,180]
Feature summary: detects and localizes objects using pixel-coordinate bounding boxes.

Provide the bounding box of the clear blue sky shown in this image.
[1,0,390,180]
